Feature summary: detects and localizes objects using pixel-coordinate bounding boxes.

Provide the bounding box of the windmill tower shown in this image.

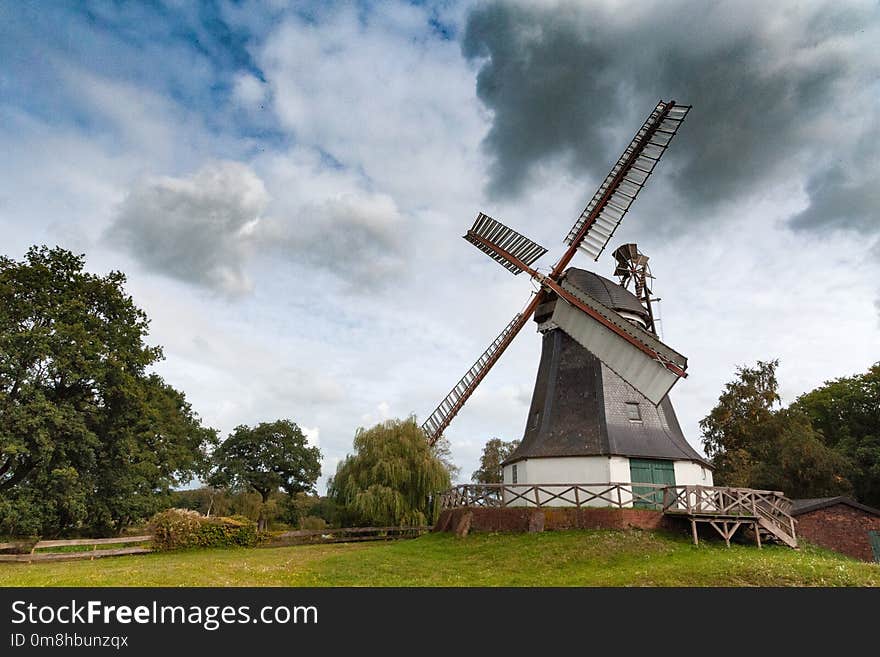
[421,100,712,499]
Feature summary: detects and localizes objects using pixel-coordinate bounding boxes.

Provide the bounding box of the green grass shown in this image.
[0,530,877,587]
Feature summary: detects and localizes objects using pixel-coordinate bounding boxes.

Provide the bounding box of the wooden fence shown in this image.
[270,526,432,546]
[0,526,433,562]
[0,535,153,563]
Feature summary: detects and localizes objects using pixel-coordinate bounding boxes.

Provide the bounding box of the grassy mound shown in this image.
[0,529,876,587]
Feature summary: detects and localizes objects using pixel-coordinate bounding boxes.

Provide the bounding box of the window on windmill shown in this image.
[625,402,642,422]
[512,464,518,484]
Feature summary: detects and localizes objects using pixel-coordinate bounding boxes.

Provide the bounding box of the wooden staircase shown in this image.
[662,486,797,549]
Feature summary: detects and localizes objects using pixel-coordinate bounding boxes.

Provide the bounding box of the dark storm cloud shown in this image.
[790,164,880,233]
[789,121,880,234]
[462,0,879,232]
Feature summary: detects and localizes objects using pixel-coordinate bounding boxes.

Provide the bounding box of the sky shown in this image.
[1,0,878,491]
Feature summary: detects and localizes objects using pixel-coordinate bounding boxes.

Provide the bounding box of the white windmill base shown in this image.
[501,456,712,508]
[439,465,798,548]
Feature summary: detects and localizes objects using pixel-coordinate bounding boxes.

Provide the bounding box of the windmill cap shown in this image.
[561,268,649,319]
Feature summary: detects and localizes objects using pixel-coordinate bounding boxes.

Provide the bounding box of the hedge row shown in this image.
[149,508,260,551]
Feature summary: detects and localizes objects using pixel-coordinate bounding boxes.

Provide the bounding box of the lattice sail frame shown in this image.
[565,101,690,261]
[463,213,548,275]
[421,311,532,442]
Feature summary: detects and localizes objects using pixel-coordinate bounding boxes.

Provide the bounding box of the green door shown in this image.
[869,531,880,563]
[630,459,675,509]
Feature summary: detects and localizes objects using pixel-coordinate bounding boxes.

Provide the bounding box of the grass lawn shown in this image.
[1,529,877,587]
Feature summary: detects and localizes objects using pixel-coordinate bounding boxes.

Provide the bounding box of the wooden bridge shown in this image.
[438,483,797,548]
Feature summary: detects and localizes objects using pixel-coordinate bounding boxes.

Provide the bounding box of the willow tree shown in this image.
[328,417,451,526]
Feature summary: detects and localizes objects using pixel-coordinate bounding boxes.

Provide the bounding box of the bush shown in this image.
[149,508,260,551]
[299,516,328,531]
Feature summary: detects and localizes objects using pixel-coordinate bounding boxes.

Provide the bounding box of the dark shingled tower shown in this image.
[505,267,707,467]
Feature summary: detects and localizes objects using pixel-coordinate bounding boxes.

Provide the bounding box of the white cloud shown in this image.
[104,143,417,294]
[106,160,269,295]
[302,426,320,448]
[233,72,269,109]
[259,189,406,289]
[259,4,486,209]
[360,401,393,426]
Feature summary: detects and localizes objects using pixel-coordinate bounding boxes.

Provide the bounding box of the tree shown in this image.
[793,363,880,506]
[209,420,322,531]
[472,437,520,483]
[700,360,781,486]
[431,435,461,482]
[328,417,450,526]
[172,487,233,517]
[89,374,216,533]
[751,409,853,498]
[700,359,852,498]
[0,246,215,536]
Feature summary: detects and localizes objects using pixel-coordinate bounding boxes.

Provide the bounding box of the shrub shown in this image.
[299,516,328,531]
[149,508,260,551]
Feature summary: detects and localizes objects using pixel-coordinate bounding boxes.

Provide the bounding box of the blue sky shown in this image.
[1,0,878,490]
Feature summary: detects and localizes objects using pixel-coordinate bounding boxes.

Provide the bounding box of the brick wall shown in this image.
[434,507,675,537]
[795,504,880,562]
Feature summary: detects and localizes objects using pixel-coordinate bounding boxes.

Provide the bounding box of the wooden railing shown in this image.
[270,526,432,546]
[439,482,798,547]
[439,482,669,510]
[660,485,786,515]
[0,535,152,563]
[662,485,796,537]
[661,485,797,547]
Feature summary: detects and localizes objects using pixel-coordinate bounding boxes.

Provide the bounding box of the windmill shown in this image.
[421,100,712,492]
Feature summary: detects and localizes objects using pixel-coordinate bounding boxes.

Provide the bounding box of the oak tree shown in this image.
[209,420,322,531]
[0,246,215,536]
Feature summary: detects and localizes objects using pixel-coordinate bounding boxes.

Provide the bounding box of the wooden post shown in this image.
[691,518,699,546]
[754,521,762,549]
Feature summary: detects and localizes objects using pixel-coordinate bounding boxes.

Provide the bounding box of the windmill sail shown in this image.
[547,280,687,405]
[421,309,534,446]
[564,101,690,261]
[464,213,547,275]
